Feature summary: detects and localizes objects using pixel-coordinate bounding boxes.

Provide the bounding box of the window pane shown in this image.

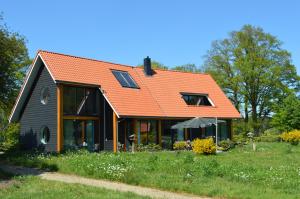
[112,71,130,87]
[112,70,138,88]
[85,88,97,115]
[63,86,98,116]
[182,94,212,106]
[63,87,76,114]
[76,87,85,115]
[63,120,83,149]
[122,72,138,88]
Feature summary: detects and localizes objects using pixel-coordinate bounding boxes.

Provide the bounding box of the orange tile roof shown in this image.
[39,50,241,119]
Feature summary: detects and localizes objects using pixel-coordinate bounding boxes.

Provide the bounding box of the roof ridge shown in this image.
[38,49,135,69]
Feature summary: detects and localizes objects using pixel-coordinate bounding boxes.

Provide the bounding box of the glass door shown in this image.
[86,120,94,151]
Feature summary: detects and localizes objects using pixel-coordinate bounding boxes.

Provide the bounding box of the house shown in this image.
[9,50,241,152]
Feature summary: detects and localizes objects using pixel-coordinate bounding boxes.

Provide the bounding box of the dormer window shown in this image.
[181,93,213,106]
[112,70,139,89]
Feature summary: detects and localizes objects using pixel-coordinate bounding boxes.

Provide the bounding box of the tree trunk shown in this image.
[251,102,259,136]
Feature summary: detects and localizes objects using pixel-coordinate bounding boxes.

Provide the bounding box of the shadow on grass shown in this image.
[0,149,59,176]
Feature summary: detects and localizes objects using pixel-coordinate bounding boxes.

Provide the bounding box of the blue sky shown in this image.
[1,0,299,74]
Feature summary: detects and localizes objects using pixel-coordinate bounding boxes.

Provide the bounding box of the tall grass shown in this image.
[1,142,299,199]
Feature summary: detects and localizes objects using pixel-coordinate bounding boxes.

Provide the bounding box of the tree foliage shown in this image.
[172,64,201,73]
[271,94,300,131]
[0,15,30,113]
[204,25,299,134]
[137,60,168,70]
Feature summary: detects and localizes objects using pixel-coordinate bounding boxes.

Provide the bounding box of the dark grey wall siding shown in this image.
[20,65,57,152]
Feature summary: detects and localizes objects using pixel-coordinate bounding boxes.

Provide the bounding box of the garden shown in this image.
[1,136,299,199]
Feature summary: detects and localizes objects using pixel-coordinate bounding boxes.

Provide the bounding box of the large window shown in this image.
[63,86,98,116]
[112,70,139,89]
[181,93,212,106]
[63,119,96,151]
[138,120,158,145]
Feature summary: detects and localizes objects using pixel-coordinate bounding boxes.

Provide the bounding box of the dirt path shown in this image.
[0,163,211,199]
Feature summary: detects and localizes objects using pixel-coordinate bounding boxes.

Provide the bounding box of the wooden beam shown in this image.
[158,120,162,145]
[133,119,138,144]
[228,119,233,140]
[57,85,63,152]
[113,111,118,152]
[184,128,188,140]
[63,116,100,120]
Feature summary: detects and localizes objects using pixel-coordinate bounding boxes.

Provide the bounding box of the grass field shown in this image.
[1,142,299,199]
[0,170,149,199]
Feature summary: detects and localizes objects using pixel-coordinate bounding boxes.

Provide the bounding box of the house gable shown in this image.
[19,64,57,151]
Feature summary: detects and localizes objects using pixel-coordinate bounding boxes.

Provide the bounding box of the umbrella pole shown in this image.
[215,117,218,148]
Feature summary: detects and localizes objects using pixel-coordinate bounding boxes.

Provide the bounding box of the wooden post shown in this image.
[57,85,63,152]
[113,112,118,153]
[184,128,188,140]
[133,119,138,144]
[158,120,162,145]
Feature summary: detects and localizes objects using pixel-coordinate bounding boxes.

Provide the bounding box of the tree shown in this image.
[137,60,168,70]
[172,64,201,73]
[204,25,299,135]
[0,15,30,114]
[271,94,300,132]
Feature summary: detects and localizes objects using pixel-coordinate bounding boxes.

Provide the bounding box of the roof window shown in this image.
[112,70,139,88]
[181,93,213,106]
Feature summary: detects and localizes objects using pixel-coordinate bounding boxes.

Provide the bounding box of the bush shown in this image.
[173,141,191,150]
[280,130,300,145]
[192,138,216,155]
[0,123,20,151]
[232,134,247,145]
[136,144,162,152]
[219,140,235,151]
[255,128,281,142]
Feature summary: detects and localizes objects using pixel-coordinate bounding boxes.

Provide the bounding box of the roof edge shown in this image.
[9,53,56,123]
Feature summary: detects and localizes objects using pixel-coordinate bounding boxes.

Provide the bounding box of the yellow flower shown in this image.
[280,130,300,145]
[192,138,216,154]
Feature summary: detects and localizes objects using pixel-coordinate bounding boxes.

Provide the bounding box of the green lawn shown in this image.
[1,142,299,199]
[0,170,149,199]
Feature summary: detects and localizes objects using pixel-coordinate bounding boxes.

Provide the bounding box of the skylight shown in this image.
[181,93,213,106]
[112,70,139,88]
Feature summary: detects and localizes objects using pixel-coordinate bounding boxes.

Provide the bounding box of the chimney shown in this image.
[144,56,152,76]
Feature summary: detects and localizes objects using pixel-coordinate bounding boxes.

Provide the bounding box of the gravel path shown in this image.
[0,163,211,199]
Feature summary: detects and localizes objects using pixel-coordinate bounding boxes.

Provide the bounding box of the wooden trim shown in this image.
[63,116,100,120]
[227,119,233,139]
[124,120,127,151]
[133,119,138,144]
[57,85,63,152]
[158,120,162,146]
[184,128,188,140]
[81,121,85,143]
[113,112,118,152]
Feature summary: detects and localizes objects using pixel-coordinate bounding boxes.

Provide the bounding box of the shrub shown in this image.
[136,144,162,152]
[255,129,281,142]
[192,138,216,155]
[173,141,191,150]
[0,123,20,151]
[280,130,300,145]
[219,140,235,151]
[173,141,187,150]
[232,134,247,145]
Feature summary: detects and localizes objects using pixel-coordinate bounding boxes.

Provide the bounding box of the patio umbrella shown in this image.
[171,117,225,148]
[171,117,225,129]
